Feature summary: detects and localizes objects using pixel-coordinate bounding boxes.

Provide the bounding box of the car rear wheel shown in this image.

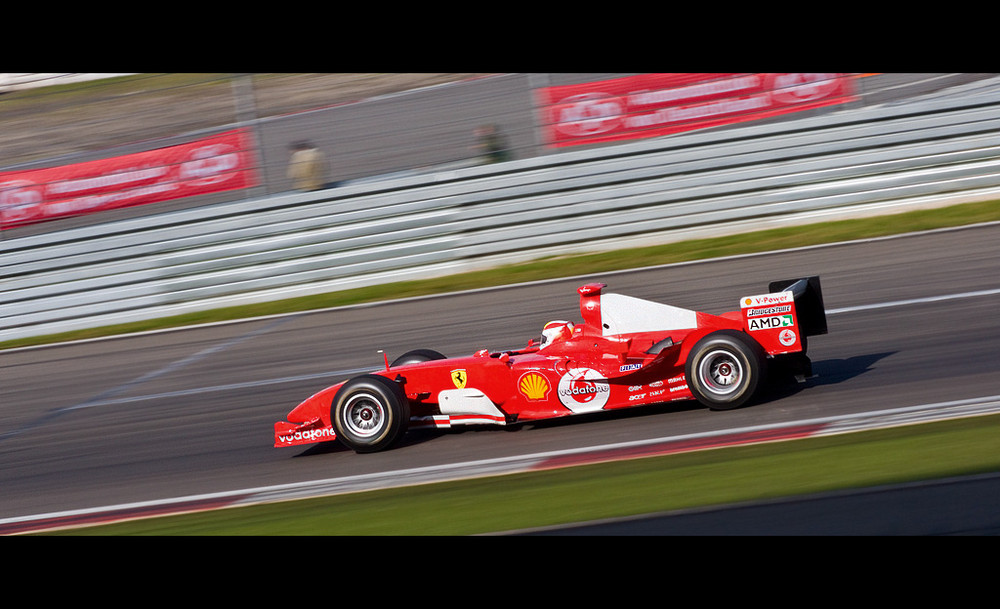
[390,348,446,367]
[331,375,410,453]
[685,330,766,411]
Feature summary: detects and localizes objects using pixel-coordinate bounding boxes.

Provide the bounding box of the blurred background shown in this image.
[4,75,1000,535]
[3,72,995,237]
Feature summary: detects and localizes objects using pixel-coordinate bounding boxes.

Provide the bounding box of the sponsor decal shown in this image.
[551,92,625,137]
[747,314,794,331]
[0,179,44,225]
[746,304,792,318]
[450,369,467,389]
[670,384,689,393]
[741,291,793,308]
[629,385,644,392]
[538,74,856,148]
[518,372,550,401]
[179,143,242,186]
[770,73,843,104]
[649,380,664,388]
[1,129,257,230]
[557,368,611,413]
[779,329,797,346]
[629,393,646,401]
[277,427,336,444]
[620,363,643,372]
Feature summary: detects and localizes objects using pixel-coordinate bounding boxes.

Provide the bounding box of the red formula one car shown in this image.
[275,277,827,453]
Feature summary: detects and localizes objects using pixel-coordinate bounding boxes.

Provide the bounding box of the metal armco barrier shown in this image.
[4,83,1000,342]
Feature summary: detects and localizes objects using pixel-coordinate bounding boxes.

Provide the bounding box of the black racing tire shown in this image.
[685,330,766,411]
[390,349,447,367]
[331,374,410,453]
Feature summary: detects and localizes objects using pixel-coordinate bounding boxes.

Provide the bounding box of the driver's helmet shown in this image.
[539,320,574,349]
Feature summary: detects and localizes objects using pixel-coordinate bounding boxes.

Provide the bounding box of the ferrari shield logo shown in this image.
[450,369,467,389]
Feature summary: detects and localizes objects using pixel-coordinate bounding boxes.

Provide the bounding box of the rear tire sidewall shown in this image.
[686,331,765,410]
[390,349,446,367]
[332,375,410,453]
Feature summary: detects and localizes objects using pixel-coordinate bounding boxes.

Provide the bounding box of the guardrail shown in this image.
[4,84,1000,342]
[0,73,136,93]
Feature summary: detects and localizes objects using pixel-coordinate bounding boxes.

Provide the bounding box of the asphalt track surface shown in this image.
[3,222,1000,533]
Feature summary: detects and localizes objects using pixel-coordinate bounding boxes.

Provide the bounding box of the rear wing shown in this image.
[740,276,827,355]
[768,276,827,337]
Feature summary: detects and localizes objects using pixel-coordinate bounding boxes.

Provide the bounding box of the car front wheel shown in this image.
[331,374,410,453]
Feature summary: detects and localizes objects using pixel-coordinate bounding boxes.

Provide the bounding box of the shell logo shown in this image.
[518,372,550,401]
[744,298,753,306]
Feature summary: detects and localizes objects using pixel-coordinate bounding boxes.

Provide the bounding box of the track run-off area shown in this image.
[2,222,1000,534]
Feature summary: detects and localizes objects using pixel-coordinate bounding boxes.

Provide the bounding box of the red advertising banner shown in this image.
[537,73,858,148]
[0,128,258,229]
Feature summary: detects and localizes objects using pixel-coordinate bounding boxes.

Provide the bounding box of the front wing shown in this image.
[274,418,337,448]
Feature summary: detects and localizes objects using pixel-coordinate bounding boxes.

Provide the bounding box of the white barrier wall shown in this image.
[4,85,1000,342]
[0,73,136,93]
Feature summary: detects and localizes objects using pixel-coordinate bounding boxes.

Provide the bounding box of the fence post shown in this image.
[230,74,269,198]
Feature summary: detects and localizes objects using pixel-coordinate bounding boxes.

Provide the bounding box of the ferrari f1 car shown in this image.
[275,277,827,453]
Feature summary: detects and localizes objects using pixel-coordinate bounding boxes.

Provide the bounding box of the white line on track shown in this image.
[0,317,297,441]
[3,225,999,531]
[3,393,999,534]
[9,220,999,354]
[827,287,1000,315]
[48,285,1000,410]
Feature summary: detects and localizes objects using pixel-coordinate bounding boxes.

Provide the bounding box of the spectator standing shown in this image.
[473,124,511,164]
[287,141,327,191]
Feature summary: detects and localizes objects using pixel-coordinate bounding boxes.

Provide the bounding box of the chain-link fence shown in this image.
[0,74,494,166]
[2,73,995,236]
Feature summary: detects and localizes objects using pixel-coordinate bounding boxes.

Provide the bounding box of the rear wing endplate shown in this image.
[768,276,828,337]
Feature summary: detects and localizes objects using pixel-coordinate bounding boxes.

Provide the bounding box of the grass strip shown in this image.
[5,199,1000,351]
[46,414,1000,535]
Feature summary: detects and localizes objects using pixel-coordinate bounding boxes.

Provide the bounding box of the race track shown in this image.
[3,222,1000,530]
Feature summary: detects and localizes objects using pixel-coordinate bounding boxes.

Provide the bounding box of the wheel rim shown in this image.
[697,349,744,396]
[341,392,386,438]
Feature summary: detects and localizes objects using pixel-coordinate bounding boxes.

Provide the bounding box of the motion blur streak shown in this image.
[0,316,296,442]
[3,394,999,535]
